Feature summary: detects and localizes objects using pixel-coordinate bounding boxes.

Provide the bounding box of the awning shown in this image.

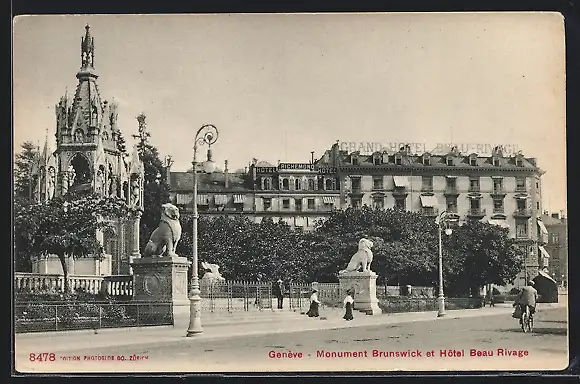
[214,194,228,205]
[323,196,337,204]
[539,246,550,259]
[196,195,209,205]
[233,194,245,204]
[176,193,193,205]
[420,195,437,207]
[537,269,557,283]
[537,219,548,237]
[295,217,306,227]
[488,219,510,228]
[393,176,409,187]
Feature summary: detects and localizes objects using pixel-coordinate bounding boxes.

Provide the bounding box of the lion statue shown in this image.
[142,203,182,258]
[201,261,226,283]
[339,237,374,274]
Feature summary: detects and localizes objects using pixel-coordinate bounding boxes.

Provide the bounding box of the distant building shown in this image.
[540,212,568,287]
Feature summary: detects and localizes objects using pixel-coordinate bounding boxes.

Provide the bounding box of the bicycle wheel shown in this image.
[528,315,534,332]
[521,312,528,332]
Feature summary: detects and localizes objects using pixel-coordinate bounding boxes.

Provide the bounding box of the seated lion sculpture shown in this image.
[201,261,226,283]
[142,203,182,258]
[339,237,374,274]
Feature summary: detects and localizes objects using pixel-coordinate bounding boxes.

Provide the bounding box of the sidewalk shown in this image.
[14,305,537,354]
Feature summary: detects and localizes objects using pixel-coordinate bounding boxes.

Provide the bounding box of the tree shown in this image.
[310,207,441,285]
[131,113,171,251]
[116,130,128,155]
[14,141,39,199]
[443,220,525,296]
[14,195,135,292]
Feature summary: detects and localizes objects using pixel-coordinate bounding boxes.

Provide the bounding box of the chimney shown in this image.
[311,151,315,164]
[224,160,229,188]
[551,212,559,219]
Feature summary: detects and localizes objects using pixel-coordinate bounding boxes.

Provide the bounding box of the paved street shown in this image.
[16,307,567,373]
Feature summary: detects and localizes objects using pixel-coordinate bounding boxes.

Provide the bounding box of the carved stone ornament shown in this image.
[143,274,162,296]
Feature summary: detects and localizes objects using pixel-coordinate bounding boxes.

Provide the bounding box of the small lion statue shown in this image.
[339,237,374,274]
[201,261,226,283]
[142,203,182,258]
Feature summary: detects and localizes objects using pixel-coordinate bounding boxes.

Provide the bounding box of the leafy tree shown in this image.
[14,195,135,292]
[116,130,128,155]
[14,141,39,199]
[131,113,171,251]
[443,220,525,296]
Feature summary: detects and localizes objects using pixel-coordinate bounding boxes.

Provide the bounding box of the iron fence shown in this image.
[14,301,173,333]
[199,280,313,312]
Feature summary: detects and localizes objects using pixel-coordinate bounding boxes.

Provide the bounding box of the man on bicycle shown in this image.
[516,281,538,324]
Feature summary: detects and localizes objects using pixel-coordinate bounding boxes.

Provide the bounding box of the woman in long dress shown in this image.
[343,289,354,321]
[306,288,320,318]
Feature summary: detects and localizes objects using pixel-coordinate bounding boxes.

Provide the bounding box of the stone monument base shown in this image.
[130,256,192,320]
[339,270,382,315]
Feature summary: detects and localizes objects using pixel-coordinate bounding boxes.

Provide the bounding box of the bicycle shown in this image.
[520,305,534,333]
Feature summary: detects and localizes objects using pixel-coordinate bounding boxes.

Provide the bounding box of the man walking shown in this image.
[273,279,284,309]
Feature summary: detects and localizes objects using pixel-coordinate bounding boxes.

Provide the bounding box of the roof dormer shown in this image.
[422,152,431,166]
[351,152,359,166]
[468,153,478,166]
[372,152,382,166]
[515,151,524,167]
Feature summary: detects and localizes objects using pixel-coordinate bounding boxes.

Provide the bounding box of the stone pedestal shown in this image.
[339,270,382,315]
[131,256,192,318]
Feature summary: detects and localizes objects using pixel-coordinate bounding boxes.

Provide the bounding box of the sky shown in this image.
[13,13,566,214]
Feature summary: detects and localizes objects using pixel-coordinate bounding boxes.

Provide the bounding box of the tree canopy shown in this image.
[14,195,136,291]
[14,141,38,200]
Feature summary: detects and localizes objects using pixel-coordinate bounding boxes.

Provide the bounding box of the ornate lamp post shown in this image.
[186,124,219,337]
[435,210,457,318]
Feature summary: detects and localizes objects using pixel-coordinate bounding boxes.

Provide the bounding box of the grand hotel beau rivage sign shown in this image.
[339,142,520,156]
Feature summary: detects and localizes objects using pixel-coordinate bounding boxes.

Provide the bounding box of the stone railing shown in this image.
[14,272,133,297]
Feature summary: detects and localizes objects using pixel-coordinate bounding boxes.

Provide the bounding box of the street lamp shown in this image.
[435,210,457,318]
[186,124,219,337]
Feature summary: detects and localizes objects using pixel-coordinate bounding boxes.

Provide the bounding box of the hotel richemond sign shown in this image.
[339,142,520,156]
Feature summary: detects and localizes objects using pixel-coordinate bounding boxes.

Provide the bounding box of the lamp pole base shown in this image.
[185,294,203,337]
[437,295,446,317]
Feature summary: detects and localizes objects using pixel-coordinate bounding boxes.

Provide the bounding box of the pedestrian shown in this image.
[343,289,355,321]
[487,285,495,307]
[306,287,320,318]
[273,279,284,310]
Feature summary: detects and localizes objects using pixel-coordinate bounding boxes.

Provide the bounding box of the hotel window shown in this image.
[394,198,406,211]
[308,198,315,210]
[537,202,540,210]
[373,176,383,190]
[351,177,361,193]
[469,177,480,192]
[352,156,359,166]
[264,178,272,190]
[516,199,526,212]
[469,156,477,166]
[421,176,433,192]
[263,198,272,211]
[282,199,290,210]
[373,197,384,210]
[351,198,362,209]
[373,156,381,165]
[295,198,303,211]
[446,177,457,191]
[492,157,500,166]
[493,199,504,213]
[423,155,430,166]
[295,179,302,190]
[516,177,526,191]
[551,233,560,244]
[446,156,454,166]
[516,156,524,167]
[308,179,315,191]
[395,155,402,165]
[516,220,528,238]
[325,179,333,190]
[470,198,481,212]
[536,181,539,189]
[282,178,289,190]
[446,197,458,213]
[493,178,503,193]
